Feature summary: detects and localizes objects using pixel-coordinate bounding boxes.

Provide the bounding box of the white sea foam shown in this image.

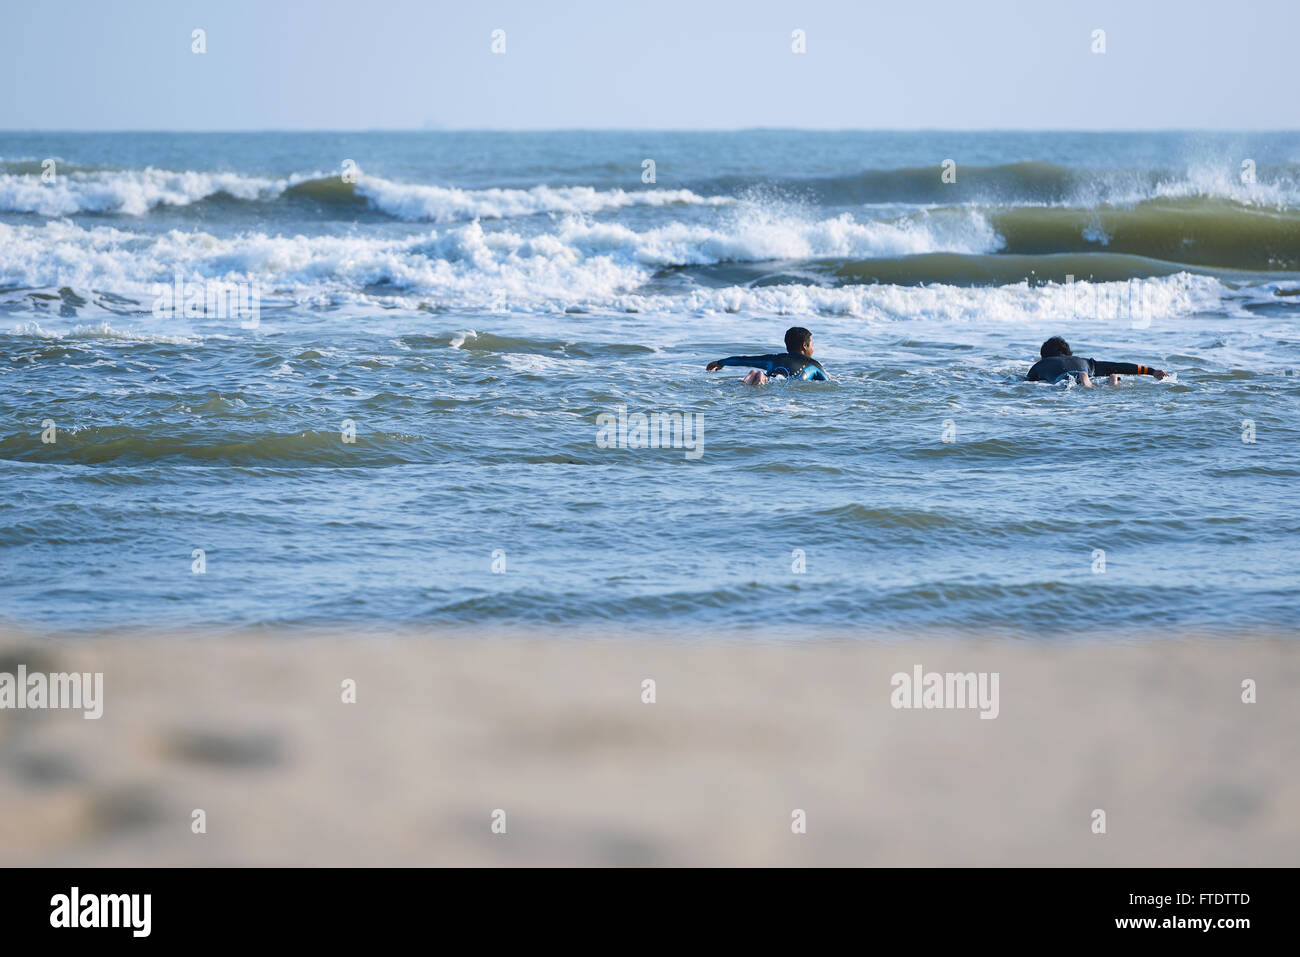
[0,211,1238,326]
[0,166,733,220]
[0,168,281,216]
[605,273,1234,323]
[354,178,732,222]
[4,161,1298,220]
[1150,162,1299,208]
[8,319,200,345]
[0,206,998,305]
[554,205,1001,265]
[1059,162,1300,210]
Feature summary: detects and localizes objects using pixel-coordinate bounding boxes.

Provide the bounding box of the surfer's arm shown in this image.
[1090,359,1168,379]
[706,354,776,372]
[803,362,828,381]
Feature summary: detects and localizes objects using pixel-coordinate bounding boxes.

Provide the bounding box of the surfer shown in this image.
[1026,336,1168,386]
[705,326,828,385]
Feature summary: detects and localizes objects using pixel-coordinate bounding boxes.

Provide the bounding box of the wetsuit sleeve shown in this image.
[1090,359,1155,376]
[804,360,828,381]
[713,354,778,372]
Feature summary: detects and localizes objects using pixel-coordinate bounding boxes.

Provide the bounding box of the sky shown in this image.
[1,0,1296,131]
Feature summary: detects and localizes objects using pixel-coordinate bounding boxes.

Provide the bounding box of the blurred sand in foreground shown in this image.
[0,632,1296,866]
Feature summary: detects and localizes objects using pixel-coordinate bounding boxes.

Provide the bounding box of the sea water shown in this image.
[1,131,1297,635]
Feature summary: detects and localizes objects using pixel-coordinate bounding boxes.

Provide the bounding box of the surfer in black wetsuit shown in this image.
[1026,336,1168,387]
[706,326,828,384]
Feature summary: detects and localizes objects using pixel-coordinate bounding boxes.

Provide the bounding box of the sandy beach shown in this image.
[1,631,1295,867]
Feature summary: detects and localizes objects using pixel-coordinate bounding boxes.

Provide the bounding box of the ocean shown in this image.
[2,130,1298,636]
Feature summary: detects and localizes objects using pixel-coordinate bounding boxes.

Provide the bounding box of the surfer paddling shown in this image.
[705,326,829,385]
[1026,336,1168,386]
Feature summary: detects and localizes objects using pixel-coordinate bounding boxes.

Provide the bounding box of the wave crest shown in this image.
[0,165,733,221]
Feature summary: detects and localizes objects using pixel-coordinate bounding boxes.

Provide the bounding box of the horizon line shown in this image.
[3,127,1297,135]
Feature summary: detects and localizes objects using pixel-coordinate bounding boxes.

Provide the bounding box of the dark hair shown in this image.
[1040,336,1071,358]
[784,326,812,354]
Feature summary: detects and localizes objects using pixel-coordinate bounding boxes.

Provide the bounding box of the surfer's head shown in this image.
[785,326,814,357]
[1040,336,1072,358]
